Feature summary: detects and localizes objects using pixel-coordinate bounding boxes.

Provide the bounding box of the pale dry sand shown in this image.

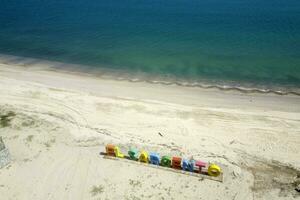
[0,61,300,200]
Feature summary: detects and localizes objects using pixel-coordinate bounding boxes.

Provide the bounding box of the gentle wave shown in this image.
[107,76,300,96]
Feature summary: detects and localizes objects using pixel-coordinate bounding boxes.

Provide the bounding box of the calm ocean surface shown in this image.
[1,0,300,92]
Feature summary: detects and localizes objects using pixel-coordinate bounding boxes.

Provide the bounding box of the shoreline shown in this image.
[1,61,300,113]
[1,53,299,97]
[0,57,300,199]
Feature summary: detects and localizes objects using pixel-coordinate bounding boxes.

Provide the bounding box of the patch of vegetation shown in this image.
[50,138,56,143]
[44,142,51,148]
[21,119,35,127]
[44,138,56,148]
[26,135,34,143]
[23,158,31,162]
[125,195,141,200]
[246,159,300,198]
[0,111,16,128]
[90,185,104,196]
[129,179,142,188]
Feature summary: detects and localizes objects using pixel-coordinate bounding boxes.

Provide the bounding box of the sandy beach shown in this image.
[0,60,300,200]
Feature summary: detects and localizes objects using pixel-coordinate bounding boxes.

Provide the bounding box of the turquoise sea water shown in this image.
[0,0,300,92]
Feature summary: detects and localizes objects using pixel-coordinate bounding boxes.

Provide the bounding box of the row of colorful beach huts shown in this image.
[104,144,222,177]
